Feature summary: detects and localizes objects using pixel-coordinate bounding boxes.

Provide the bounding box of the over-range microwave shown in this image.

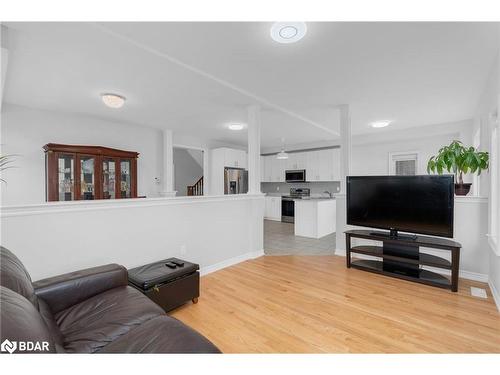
[285,169,306,183]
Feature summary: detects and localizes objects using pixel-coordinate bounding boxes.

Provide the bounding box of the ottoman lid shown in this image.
[128,258,199,290]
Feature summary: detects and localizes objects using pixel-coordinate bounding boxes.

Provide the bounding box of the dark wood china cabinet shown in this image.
[44,143,139,202]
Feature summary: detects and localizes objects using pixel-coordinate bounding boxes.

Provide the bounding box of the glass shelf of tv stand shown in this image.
[350,245,452,269]
[350,259,452,289]
[345,229,461,292]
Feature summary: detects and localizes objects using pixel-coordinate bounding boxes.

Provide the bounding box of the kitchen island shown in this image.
[295,198,336,239]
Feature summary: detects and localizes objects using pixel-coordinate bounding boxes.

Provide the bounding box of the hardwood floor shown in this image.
[171,255,500,353]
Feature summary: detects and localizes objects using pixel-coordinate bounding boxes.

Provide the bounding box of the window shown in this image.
[388,152,419,176]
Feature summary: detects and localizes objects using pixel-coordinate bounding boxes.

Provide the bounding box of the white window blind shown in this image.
[389,152,419,176]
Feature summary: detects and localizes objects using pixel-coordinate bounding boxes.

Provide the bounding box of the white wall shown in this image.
[333,119,490,284]
[173,148,203,196]
[351,120,474,183]
[474,32,500,309]
[0,104,163,205]
[0,195,265,280]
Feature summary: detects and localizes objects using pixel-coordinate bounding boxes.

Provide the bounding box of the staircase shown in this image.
[187,176,204,196]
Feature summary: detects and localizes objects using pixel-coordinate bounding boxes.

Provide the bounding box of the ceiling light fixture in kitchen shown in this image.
[276,138,289,159]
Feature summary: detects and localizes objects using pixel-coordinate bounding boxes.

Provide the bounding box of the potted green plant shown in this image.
[427,140,489,195]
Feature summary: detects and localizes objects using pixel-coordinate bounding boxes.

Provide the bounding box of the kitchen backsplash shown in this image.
[261,181,341,195]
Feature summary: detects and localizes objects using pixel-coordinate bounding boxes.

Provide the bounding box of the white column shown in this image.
[1,25,10,113]
[161,129,175,196]
[339,104,351,193]
[335,104,352,254]
[247,105,262,194]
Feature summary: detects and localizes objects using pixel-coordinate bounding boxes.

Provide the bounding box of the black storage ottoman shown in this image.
[128,258,200,312]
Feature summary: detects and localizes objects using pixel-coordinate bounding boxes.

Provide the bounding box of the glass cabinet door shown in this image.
[102,158,116,199]
[120,159,132,198]
[57,154,75,201]
[79,156,95,200]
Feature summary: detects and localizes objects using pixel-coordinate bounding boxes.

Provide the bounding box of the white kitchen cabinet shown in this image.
[223,148,247,169]
[210,147,248,195]
[264,196,282,221]
[305,148,341,182]
[263,155,285,182]
[286,152,307,170]
[260,156,265,182]
[261,148,340,183]
[276,158,286,182]
[330,148,341,181]
[295,199,336,238]
[306,151,321,181]
[262,155,274,182]
[317,149,333,181]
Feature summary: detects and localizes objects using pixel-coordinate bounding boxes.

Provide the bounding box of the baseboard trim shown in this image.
[488,280,500,312]
[334,249,488,282]
[200,249,265,276]
[458,270,489,283]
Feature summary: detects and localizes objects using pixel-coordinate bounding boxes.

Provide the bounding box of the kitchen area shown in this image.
[209,145,340,255]
[261,147,340,255]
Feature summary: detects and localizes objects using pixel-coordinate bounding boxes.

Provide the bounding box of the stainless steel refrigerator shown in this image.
[224,167,248,194]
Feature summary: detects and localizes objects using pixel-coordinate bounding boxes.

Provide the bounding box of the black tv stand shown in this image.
[345,230,461,292]
[369,230,417,240]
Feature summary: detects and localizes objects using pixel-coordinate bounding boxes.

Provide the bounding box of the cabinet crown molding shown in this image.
[43,143,139,158]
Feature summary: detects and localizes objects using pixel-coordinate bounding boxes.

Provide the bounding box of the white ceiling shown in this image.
[2,22,499,149]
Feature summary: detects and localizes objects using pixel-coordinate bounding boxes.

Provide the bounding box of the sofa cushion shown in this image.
[98,315,221,353]
[55,286,165,353]
[0,286,56,353]
[0,247,38,308]
[37,298,66,353]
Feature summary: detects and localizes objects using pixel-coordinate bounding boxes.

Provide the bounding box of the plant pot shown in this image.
[454,183,472,196]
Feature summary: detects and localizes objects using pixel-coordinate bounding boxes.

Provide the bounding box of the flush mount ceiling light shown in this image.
[371,120,392,128]
[270,22,307,44]
[276,138,289,159]
[227,123,246,131]
[101,93,126,109]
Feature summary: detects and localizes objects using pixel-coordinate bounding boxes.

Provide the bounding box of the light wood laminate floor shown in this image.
[171,255,500,353]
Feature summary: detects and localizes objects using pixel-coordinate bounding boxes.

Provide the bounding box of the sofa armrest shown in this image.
[33,264,128,314]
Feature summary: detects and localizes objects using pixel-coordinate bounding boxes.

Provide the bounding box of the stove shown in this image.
[281,188,310,223]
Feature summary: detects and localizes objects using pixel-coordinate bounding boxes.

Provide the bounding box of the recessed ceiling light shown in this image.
[227,123,245,131]
[101,93,126,109]
[270,22,307,44]
[371,120,392,128]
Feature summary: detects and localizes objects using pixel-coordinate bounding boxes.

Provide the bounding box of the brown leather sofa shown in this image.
[0,247,220,353]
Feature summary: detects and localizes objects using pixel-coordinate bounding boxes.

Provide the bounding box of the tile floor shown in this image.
[264,219,336,255]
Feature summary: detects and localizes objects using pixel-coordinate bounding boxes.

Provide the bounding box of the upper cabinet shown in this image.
[286,152,307,170]
[262,154,285,182]
[221,148,247,169]
[44,143,138,202]
[210,147,248,195]
[261,148,340,183]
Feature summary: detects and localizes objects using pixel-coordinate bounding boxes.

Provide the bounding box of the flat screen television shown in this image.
[346,175,454,238]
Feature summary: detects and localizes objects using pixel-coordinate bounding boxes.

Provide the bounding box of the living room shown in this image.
[1,1,500,373]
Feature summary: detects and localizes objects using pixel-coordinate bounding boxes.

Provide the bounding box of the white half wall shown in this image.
[0,194,265,281]
[1,104,164,206]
